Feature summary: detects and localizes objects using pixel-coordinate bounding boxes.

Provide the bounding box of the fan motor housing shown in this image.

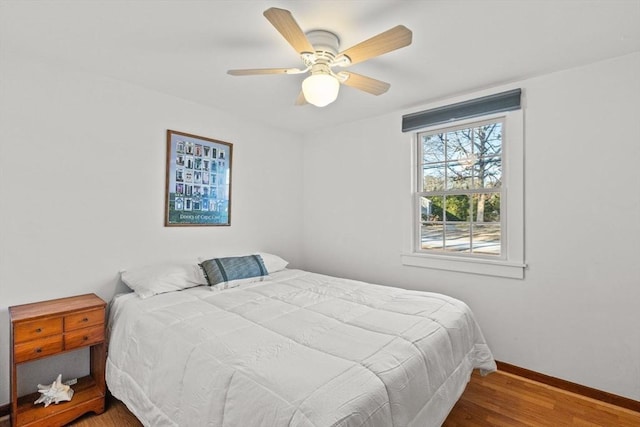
[305,30,340,58]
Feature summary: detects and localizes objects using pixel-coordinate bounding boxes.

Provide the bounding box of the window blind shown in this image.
[401,88,521,132]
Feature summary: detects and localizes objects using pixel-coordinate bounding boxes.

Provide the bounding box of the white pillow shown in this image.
[120,263,207,299]
[256,252,289,273]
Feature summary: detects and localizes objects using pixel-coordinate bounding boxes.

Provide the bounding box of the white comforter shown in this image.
[107,269,496,427]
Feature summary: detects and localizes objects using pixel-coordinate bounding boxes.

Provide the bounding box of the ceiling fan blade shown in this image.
[295,91,308,106]
[339,71,390,95]
[263,8,315,55]
[338,25,412,65]
[227,67,305,76]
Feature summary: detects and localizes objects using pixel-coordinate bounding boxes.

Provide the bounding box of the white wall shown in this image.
[301,53,640,400]
[0,54,304,405]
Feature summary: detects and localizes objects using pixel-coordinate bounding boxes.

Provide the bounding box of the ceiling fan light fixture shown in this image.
[228,8,413,107]
[302,73,340,107]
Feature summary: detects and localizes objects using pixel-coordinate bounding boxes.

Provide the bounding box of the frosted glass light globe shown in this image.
[302,74,340,107]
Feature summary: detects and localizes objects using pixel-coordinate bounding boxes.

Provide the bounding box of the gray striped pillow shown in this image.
[200,255,268,288]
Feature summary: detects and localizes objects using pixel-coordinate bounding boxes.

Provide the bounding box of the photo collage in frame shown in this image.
[165,130,232,226]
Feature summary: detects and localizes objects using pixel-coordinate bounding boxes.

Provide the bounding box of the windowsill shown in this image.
[401,252,526,279]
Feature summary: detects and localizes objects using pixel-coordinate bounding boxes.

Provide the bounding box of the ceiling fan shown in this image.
[227,7,413,107]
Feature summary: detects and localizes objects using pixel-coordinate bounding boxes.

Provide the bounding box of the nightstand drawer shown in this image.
[13,317,63,344]
[65,325,105,350]
[65,308,104,331]
[14,334,63,363]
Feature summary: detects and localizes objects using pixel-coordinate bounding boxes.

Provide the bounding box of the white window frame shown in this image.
[402,109,525,279]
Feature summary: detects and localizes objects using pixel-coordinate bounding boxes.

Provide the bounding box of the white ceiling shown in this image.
[2,0,639,134]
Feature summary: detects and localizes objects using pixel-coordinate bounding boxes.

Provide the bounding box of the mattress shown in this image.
[106,269,496,426]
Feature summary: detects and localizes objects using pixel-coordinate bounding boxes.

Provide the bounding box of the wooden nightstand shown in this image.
[9,294,107,427]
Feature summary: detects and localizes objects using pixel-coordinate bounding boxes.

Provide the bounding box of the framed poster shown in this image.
[165,130,232,226]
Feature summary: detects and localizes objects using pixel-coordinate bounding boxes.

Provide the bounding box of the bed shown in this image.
[106,266,496,427]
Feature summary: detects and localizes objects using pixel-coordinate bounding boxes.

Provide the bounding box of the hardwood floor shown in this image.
[443,370,640,426]
[6,370,639,426]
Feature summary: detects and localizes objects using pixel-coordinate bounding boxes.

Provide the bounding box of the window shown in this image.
[418,118,503,257]
[401,90,525,278]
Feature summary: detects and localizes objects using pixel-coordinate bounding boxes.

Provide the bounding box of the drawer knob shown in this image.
[82,317,89,322]
[83,336,89,341]
[35,348,42,353]
[35,328,42,333]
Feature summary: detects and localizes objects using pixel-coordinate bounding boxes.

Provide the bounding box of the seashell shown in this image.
[34,374,74,407]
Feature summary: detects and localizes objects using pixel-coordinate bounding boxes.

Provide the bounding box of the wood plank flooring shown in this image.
[4,369,639,426]
[443,370,640,426]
